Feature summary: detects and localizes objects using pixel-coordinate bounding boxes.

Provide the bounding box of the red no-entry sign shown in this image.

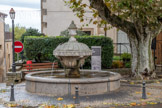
[14,41,23,53]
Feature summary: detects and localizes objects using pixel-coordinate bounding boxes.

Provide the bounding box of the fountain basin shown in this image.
[25,70,121,96]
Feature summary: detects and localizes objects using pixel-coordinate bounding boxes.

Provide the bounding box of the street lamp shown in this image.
[68,21,77,36]
[9,8,15,101]
[9,8,16,72]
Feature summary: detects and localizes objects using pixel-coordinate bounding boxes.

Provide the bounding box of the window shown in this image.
[83,31,91,35]
[42,9,47,15]
[0,45,2,50]
[81,28,94,35]
[43,22,47,28]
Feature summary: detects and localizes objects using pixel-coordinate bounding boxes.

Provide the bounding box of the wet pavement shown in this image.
[117,103,162,108]
[0,82,162,108]
[0,105,6,108]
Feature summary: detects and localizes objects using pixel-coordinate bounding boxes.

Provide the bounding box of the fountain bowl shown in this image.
[25,70,121,96]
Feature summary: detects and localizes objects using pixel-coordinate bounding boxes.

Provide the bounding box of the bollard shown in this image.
[10,84,15,101]
[142,81,147,99]
[75,86,80,104]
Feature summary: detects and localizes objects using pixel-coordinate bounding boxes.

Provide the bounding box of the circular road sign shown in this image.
[14,41,23,53]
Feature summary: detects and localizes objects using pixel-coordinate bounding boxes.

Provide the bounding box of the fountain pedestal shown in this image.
[65,68,80,78]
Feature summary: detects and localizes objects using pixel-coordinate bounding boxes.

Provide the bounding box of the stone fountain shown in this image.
[25,21,121,96]
[53,36,92,78]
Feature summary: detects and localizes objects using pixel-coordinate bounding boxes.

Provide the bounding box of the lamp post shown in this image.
[9,8,16,101]
[68,21,77,36]
[9,8,16,72]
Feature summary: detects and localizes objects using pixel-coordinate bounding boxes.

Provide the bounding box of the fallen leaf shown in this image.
[141,102,147,106]
[7,103,18,107]
[73,96,76,99]
[67,104,75,108]
[57,97,63,101]
[149,102,157,105]
[147,92,151,95]
[114,103,119,106]
[135,92,142,94]
[103,102,108,105]
[130,82,134,85]
[130,102,137,106]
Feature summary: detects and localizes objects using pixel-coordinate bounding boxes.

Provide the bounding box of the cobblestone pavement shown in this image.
[117,103,162,108]
[0,82,162,108]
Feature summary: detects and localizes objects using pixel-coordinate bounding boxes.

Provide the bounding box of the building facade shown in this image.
[0,12,12,82]
[41,0,130,53]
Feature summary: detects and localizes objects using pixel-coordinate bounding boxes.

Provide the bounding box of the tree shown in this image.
[20,28,44,62]
[66,0,162,79]
[20,27,44,43]
[10,25,26,41]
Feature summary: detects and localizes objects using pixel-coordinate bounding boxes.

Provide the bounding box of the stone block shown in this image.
[26,81,36,93]
[71,82,107,96]
[109,80,120,91]
[35,82,69,96]
[6,71,22,86]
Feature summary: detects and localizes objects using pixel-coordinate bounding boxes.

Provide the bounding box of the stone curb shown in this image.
[121,78,162,84]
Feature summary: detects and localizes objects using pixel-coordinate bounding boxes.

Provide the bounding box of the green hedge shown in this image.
[24,36,113,69]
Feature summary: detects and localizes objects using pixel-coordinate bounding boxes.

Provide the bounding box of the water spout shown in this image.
[51,61,57,76]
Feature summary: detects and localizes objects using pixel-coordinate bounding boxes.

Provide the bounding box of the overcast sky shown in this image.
[0,0,41,31]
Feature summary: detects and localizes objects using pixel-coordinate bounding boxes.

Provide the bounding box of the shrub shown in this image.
[125,62,131,68]
[24,36,113,69]
[113,56,121,61]
[111,61,124,68]
[21,28,44,43]
[121,53,131,62]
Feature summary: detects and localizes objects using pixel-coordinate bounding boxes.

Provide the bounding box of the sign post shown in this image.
[91,46,101,70]
[14,41,23,62]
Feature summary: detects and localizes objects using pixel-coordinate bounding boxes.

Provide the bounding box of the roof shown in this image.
[0,12,7,18]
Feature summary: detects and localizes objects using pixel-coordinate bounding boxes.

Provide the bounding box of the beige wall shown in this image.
[0,18,5,82]
[41,0,117,43]
[5,41,12,73]
[0,13,12,82]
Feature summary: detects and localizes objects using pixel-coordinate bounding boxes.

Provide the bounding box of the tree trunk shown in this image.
[129,34,156,80]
